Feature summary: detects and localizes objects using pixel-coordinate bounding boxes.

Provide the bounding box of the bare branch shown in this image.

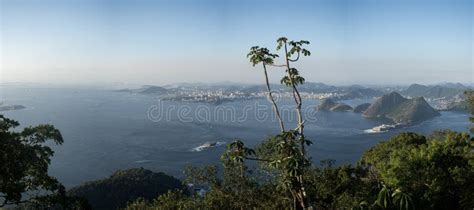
[263,63,285,132]
[243,156,272,162]
[295,120,305,131]
[267,64,287,67]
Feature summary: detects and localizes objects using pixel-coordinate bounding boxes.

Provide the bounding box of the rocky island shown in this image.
[316,98,353,112]
[0,104,26,111]
[353,103,371,113]
[363,92,440,124]
[114,85,171,95]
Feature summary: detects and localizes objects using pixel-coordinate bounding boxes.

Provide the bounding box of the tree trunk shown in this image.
[284,42,310,208]
[263,63,285,132]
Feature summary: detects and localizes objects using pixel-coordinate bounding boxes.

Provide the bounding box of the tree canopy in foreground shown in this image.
[0,115,88,209]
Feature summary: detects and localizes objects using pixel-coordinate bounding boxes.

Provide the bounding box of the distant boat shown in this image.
[364,123,404,133]
[134,160,153,164]
[191,141,225,152]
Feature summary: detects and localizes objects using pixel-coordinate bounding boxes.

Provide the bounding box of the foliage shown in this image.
[0,115,86,209]
[465,90,474,132]
[360,132,427,168]
[127,129,473,210]
[361,130,474,209]
[124,190,195,210]
[67,168,184,210]
[305,161,378,210]
[247,46,278,67]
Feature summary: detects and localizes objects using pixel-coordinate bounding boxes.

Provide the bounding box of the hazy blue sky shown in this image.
[1,0,472,85]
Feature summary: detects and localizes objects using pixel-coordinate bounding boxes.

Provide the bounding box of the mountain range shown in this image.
[114,82,470,105]
[402,83,467,99]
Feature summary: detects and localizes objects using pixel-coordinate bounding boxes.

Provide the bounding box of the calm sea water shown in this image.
[0,85,470,187]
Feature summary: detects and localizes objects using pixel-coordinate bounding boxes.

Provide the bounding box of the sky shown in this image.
[0,0,472,86]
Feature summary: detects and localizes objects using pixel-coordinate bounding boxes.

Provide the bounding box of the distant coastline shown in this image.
[113,82,471,108]
[0,104,26,112]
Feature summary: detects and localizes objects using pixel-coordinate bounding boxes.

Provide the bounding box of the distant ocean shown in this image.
[0,85,470,187]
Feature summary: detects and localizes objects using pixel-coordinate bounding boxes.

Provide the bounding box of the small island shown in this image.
[0,104,26,112]
[114,85,171,95]
[316,98,352,112]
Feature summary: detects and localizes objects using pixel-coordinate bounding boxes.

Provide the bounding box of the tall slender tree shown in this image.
[275,37,312,208]
[247,46,285,131]
[226,37,313,209]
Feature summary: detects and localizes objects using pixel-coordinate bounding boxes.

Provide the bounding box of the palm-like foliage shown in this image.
[225,37,314,208]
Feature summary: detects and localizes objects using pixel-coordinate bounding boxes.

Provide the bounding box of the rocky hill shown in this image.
[139,86,170,94]
[115,85,171,95]
[353,103,371,113]
[363,92,439,124]
[67,168,184,210]
[316,98,352,112]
